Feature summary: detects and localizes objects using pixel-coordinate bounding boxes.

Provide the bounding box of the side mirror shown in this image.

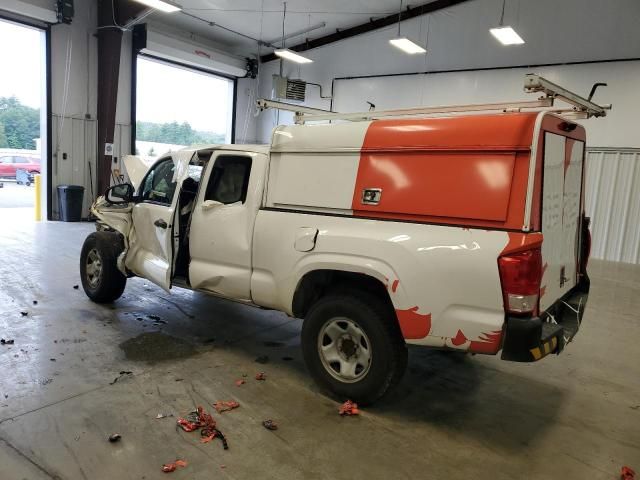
[105,183,134,204]
[202,199,224,210]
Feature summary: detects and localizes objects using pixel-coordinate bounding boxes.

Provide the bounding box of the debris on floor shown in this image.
[262,420,278,431]
[148,315,161,321]
[282,356,294,361]
[108,433,121,443]
[621,466,636,480]
[235,379,245,386]
[177,406,228,450]
[1,339,15,345]
[162,459,187,473]
[255,372,267,381]
[339,400,360,416]
[109,370,133,385]
[20,311,28,316]
[255,355,270,364]
[33,300,38,305]
[73,285,79,289]
[214,400,240,413]
[156,413,174,419]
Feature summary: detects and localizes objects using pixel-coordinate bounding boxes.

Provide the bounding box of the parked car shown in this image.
[0,155,40,179]
[81,77,602,403]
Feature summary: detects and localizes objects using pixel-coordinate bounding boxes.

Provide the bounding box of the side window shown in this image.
[0,157,13,164]
[140,158,177,205]
[14,157,27,164]
[204,156,252,205]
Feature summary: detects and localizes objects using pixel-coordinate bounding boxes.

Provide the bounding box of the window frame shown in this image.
[138,156,178,206]
[203,155,253,206]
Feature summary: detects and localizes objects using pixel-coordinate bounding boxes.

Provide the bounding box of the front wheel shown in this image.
[79,232,126,303]
[301,292,407,405]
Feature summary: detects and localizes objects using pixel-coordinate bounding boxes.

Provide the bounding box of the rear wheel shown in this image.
[80,232,126,303]
[301,292,407,405]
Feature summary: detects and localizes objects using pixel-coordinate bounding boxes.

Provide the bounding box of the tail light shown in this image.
[498,248,542,314]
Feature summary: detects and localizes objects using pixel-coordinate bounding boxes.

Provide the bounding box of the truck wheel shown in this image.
[79,232,126,303]
[302,292,407,405]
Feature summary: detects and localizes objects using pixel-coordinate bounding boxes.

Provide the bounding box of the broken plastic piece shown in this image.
[621,466,636,480]
[20,311,28,316]
[235,379,245,386]
[108,433,121,442]
[214,400,240,413]
[0,339,15,345]
[339,400,360,416]
[73,285,79,289]
[262,419,278,431]
[255,372,266,381]
[162,459,187,473]
[156,413,173,419]
[177,406,228,450]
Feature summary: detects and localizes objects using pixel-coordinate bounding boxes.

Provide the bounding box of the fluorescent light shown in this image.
[489,26,524,45]
[274,49,313,64]
[389,37,426,54]
[133,0,182,13]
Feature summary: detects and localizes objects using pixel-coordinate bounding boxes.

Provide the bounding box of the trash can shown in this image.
[57,185,84,222]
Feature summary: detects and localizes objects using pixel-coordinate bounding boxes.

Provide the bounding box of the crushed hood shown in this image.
[123,155,154,190]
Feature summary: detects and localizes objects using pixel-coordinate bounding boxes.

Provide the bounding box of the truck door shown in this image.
[540,132,585,311]
[188,151,266,302]
[125,156,179,292]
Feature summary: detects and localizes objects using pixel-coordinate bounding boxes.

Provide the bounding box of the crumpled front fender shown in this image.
[91,196,133,275]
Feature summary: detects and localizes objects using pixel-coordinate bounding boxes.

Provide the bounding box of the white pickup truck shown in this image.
[82,77,604,403]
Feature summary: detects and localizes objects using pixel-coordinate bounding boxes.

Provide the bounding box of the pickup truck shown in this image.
[82,105,593,404]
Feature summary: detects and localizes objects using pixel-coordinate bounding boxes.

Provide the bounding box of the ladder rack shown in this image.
[256,74,611,124]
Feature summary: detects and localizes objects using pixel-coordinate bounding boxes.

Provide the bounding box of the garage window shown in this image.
[134,55,235,162]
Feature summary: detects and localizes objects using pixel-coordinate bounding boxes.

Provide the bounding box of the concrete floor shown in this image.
[0,209,638,480]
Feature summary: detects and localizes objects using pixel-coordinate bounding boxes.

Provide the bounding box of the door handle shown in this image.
[154,219,168,229]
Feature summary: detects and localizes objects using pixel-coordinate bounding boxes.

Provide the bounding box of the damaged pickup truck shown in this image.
[83,78,601,403]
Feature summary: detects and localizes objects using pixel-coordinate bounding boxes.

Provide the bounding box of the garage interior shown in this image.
[0,0,639,479]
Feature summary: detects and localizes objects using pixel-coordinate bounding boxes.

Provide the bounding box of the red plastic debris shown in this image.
[235,379,245,386]
[255,372,266,381]
[214,400,240,413]
[621,466,636,480]
[339,400,360,416]
[162,459,187,473]
[177,406,228,450]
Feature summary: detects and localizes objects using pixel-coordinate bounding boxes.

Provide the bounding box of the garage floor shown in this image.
[0,211,638,480]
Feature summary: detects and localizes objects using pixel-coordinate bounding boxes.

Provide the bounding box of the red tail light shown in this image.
[498,248,542,314]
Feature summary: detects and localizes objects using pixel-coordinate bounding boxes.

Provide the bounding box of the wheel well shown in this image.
[292,270,394,319]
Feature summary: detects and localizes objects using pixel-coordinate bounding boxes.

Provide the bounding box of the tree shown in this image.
[0,96,40,149]
[135,120,225,146]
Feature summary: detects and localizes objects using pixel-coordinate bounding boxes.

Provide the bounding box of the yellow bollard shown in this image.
[34,174,42,221]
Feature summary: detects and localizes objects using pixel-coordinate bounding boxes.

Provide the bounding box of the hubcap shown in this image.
[85,248,103,289]
[318,317,372,383]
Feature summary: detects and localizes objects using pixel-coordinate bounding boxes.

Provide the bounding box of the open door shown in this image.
[124,156,180,291]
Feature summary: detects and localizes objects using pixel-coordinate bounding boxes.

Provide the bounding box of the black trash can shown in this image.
[57,185,84,222]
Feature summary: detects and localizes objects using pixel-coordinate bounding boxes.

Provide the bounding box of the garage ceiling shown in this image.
[145,0,640,65]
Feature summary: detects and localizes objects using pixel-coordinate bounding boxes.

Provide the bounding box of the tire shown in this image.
[301,291,408,405]
[79,232,126,303]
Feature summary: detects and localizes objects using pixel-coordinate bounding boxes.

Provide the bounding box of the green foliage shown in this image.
[0,96,40,149]
[136,120,226,146]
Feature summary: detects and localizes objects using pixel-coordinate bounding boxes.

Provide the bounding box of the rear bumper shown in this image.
[501,274,590,362]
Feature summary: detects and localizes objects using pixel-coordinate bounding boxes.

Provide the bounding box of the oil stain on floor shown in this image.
[119,332,197,363]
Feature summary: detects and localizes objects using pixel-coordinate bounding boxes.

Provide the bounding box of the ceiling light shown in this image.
[274,49,313,64]
[389,37,426,54]
[489,26,524,45]
[133,0,182,13]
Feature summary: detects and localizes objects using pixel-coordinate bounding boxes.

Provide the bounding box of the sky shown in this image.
[0,20,43,109]
[136,57,234,134]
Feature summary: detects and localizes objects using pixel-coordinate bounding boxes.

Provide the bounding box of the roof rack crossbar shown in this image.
[256,74,611,124]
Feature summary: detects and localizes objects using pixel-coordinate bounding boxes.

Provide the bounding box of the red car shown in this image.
[0,155,40,179]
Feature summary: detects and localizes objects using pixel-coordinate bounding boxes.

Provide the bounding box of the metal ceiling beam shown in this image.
[259,0,473,63]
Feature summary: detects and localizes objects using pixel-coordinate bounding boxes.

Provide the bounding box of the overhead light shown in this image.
[274,49,313,64]
[133,0,182,13]
[490,26,524,45]
[389,37,426,54]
